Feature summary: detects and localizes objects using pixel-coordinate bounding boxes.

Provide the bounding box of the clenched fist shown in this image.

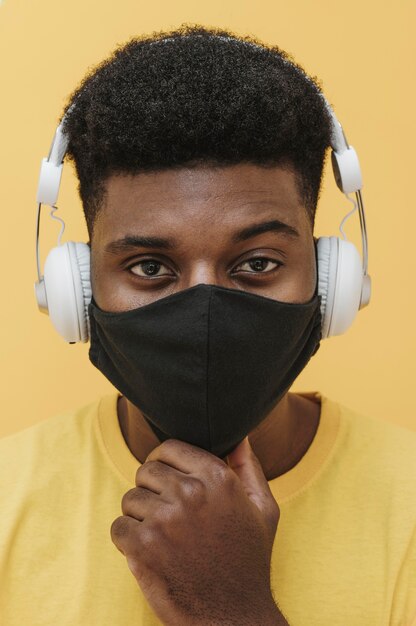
[110,436,288,626]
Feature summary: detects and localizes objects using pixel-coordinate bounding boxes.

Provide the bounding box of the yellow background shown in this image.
[0,0,414,438]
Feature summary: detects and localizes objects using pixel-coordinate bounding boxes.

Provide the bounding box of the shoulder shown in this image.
[300,390,416,474]
[336,399,416,471]
[0,397,98,448]
[331,398,416,524]
[0,396,105,490]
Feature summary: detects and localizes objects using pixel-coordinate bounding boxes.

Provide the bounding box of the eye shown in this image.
[128,259,173,278]
[233,257,283,274]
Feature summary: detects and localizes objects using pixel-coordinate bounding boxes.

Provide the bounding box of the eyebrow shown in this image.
[232,219,300,242]
[105,219,300,255]
[105,235,175,254]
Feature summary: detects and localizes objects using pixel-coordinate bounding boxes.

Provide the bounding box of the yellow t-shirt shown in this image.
[0,391,415,626]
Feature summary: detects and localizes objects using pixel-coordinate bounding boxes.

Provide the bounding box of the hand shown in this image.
[110,436,282,626]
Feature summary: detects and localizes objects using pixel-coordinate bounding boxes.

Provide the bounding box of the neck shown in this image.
[117,392,320,481]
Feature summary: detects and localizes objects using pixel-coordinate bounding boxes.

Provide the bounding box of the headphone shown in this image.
[34,96,371,344]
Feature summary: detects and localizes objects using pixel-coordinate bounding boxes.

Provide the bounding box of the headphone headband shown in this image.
[34,76,372,342]
[36,93,361,204]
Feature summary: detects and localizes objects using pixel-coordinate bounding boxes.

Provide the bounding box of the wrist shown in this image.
[183,591,289,626]
[226,596,289,626]
[259,601,290,626]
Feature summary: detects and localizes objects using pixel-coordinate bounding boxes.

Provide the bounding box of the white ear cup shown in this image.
[317,236,363,338]
[68,242,92,341]
[42,242,91,343]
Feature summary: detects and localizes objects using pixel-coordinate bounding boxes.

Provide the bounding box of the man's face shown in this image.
[90,163,316,310]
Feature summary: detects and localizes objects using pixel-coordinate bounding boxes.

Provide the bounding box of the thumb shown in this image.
[226,436,275,515]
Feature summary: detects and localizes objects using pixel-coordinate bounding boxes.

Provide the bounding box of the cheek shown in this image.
[302,247,318,301]
[303,246,318,298]
[298,238,318,301]
[90,254,125,312]
[265,248,316,304]
[90,260,130,312]
[90,255,107,309]
[91,254,172,312]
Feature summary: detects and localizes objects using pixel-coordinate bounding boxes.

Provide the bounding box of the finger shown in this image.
[226,437,278,518]
[135,459,187,492]
[145,438,227,475]
[121,486,161,520]
[110,514,142,557]
[110,515,154,582]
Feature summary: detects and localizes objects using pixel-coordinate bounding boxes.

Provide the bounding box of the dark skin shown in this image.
[91,163,321,625]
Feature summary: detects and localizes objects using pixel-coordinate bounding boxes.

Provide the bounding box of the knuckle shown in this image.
[110,516,131,541]
[121,489,136,514]
[144,460,164,476]
[179,476,205,501]
[158,439,181,455]
[160,439,204,459]
[135,460,159,483]
[121,487,152,515]
[135,461,145,478]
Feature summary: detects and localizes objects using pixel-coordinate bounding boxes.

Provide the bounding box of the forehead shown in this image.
[94,163,309,240]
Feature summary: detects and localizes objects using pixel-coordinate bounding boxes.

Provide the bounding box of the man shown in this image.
[0,25,415,626]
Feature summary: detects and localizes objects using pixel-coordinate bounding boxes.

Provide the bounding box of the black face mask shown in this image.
[88,284,322,459]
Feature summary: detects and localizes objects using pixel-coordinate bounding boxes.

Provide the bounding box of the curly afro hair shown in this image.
[61,24,333,236]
